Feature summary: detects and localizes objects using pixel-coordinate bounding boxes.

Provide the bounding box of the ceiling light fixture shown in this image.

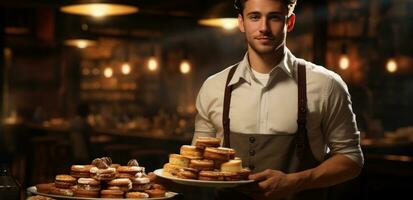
[60,1,138,17]
[198,2,238,30]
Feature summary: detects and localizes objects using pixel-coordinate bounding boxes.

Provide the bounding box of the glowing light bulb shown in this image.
[90,4,107,17]
[148,57,158,71]
[180,60,191,74]
[386,58,397,73]
[76,41,88,48]
[339,54,350,70]
[121,63,131,75]
[222,19,238,30]
[104,67,113,78]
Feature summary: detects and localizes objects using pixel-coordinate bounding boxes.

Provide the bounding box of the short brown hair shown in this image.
[234,0,297,16]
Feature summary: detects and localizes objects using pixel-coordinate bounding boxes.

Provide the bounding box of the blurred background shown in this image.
[0,0,412,199]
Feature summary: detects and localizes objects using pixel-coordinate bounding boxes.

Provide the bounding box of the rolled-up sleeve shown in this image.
[322,73,364,167]
[192,82,216,145]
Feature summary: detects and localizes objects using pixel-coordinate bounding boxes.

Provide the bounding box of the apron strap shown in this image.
[296,63,308,158]
[223,64,239,148]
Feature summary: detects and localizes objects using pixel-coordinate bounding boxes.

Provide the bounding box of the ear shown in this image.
[286,13,295,32]
[238,14,245,33]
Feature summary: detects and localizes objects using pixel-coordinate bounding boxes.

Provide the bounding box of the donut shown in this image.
[100,189,124,198]
[169,154,190,167]
[195,137,221,149]
[70,165,93,178]
[107,178,132,192]
[89,166,117,181]
[220,159,242,172]
[203,147,235,161]
[77,178,101,191]
[145,188,166,198]
[126,192,149,198]
[180,145,203,159]
[35,183,54,194]
[198,171,224,181]
[54,175,76,189]
[189,159,214,171]
[49,186,74,196]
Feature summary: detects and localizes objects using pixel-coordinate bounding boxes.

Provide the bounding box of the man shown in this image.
[192,0,363,199]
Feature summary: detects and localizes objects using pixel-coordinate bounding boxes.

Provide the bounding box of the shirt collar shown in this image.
[227,47,295,86]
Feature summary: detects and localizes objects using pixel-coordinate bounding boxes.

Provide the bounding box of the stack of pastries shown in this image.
[162,137,251,181]
[34,157,167,198]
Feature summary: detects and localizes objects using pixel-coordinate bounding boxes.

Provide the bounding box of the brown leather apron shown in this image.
[216,63,327,200]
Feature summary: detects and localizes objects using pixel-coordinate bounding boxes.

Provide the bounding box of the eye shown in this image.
[248,14,260,21]
[269,15,284,21]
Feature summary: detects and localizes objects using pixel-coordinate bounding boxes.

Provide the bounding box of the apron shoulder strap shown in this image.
[296,62,308,157]
[223,64,239,148]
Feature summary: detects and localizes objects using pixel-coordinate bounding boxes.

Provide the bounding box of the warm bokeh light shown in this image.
[148,57,158,71]
[121,63,131,75]
[339,54,350,70]
[103,67,113,78]
[64,39,96,49]
[386,58,398,73]
[199,18,239,30]
[180,60,191,74]
[60,3,138,17]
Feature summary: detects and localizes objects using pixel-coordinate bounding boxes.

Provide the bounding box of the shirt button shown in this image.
[249,164,255,170]
[249,150,255,156]
[249,137,255,143]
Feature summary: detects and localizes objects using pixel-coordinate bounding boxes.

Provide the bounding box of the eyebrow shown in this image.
[246,11,285,16]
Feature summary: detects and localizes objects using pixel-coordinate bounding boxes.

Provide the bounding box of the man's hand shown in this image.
[248,169,296,199]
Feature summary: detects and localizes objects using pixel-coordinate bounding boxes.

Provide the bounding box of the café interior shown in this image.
[0,0,412,199]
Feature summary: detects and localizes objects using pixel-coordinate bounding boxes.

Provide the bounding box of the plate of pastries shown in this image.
[154,137,254,188]
[27,157,178,199]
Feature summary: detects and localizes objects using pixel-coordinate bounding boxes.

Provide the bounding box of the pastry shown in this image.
[169,154,190,167]
[54,175,76,189]
[76,178,100,191]
[117,165,145,179]
[70,165,93,178]
[90,166,117,181]
[131,177,151,191]
[49,186,74,196]
[198,171,224,181]
[35,183,54,194]
[175,167,199,179]
[203,147,235,161]
[145,188,166,198]
[73,188,99,198]
[189,159,215,171]
[126,191,150,198]
[100,189,124,198]
[162,163,183,177]
[107,178,132,192]
[220,159,242,172]
[195,137,221,149]
[180,145,203,159]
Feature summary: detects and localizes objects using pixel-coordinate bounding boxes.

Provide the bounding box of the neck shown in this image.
[248,46,285,73]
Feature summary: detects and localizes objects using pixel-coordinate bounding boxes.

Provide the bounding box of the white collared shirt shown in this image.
[193,48,363,166]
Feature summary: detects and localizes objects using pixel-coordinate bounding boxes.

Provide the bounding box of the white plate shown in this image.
[154,169,255,188]
[26,186,178,200]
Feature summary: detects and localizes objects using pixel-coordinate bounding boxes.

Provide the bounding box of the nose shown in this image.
[259,17,269,33]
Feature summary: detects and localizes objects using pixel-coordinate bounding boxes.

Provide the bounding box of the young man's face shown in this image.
[238,0,295,55]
